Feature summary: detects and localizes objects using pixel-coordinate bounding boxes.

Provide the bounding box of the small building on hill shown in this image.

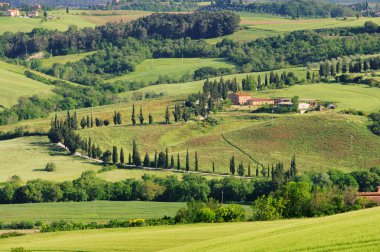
[274,97,292,105]
[0,2,10,8]
[3,8,20,16]
[247,97,274,106]
[228,92,252,105]
[357,186,380,203]
[27,10,39,17]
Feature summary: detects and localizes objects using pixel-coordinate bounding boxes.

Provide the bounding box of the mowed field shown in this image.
[0,10,151,34]
[0,61,52,108]
[0,136,100,182]
[41,51,95,68]
[0,201,252,223]
[1,207,379,251]
[208,14,380,43]
[0,201,185,223]
[108,58,237,84]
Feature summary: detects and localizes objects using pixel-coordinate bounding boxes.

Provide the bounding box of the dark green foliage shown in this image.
[148,114,153,124]
[120,148,125,165]
[143,153,150,167]
[165,106,170,124]
[229,156,235,175]
[157,151,166,168]
[139,107,144,125]
[237,161,244,177]
[186,149,190,171]
[131,103,136,125]
[45,162,56,172]
[112,146,118,164]
[195,151,198,172]
[177,153,181,170]
[132,140,141,166]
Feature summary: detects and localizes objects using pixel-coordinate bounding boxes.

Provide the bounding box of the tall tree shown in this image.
[237,161,244,176]
[195,151,198,172]
[112,146,118,164]
[230,156,235,175]
[132,140,141,166]
[131,103,136,125]
[177,153,180,170]
[143,153,150,167]
[212,162,215,173]
[165,148,169,169]
[170,155,174,169]
[248,162,251,177]
[165,106,170,124]
[290,155,297,179]
[120,147,125,165]
[128,153,132,165]
[139,107,144,125]
[149,114,153,125]
[186,149,190,171]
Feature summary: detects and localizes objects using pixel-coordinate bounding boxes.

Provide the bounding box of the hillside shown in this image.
[1,207,379,251]
[0,61,52,108]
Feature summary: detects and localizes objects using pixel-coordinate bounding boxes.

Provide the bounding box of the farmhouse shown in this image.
[27,11,39,17]
[358,186,380,203]
[3,8,19,16]
[0,2,10,8]
[228,92,252,105]
[247,97,274,106]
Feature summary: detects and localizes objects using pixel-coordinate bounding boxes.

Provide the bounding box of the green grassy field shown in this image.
[0,10,151,34]
[108,58,237,84]
[0,201,185,223]
[0,61,52,108]
[0,207,379,251]
[259,83,380,113]
[41,51,95,68]
[208,14,380,42]
[0,201,252,223]
[0,136,100,182]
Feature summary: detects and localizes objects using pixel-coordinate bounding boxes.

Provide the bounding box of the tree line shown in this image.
[200,0,358,18]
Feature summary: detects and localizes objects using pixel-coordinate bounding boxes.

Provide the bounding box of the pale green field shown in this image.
[0,10,151,34]
[0,201,252,223]
[1,207,379,251]
[209,14,380,42]
[0,201,185,223]
[41,51,95,68]
[0,61,52,108]
[108,58,237,84]
[259,83,380,113]
[0,136,100,182]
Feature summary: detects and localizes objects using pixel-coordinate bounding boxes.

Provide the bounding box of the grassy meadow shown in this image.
[0,10,151,34]
[0,136,100,182]
[0,61,52,108]
[0,207,379,251]
[208,14,380,43]
[108,58,237,84]
[41,51,95,68]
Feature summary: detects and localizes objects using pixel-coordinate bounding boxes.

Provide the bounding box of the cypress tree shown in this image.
[128,153,132,165]
[290,154,297,178]
[120,147,125,165]
[186,149,189,171]
[144,153,150,167]
[229,156,235,175]
[170,155,174,169]
[256,164,259,177]
[212,162,215,173]
[91,114,94,127]
[154,150,158,168]
[195,151,198,172]
[165,105,170,124]
[237,161,244,176]
[248,162,251,177]
[177,153,180,170]
[86,115,90,128]
[113,111,117,125]
[306,71,311,81]
[182,106,190,122]
[131,103,136,125]
[87,138,92,157]
[80,117,86,129]
[149,114,153,125]
[112,146,118,164]
[165,148,169,169]
[139,107,144,125]
[132,140,141,166]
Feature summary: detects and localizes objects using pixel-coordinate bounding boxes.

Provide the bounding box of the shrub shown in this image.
[215,204,245,222]
[45,162,56,172]
[251,195,286,221]
[128,218,145,227]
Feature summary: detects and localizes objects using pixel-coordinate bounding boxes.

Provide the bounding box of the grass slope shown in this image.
[208,14,380,43]
[108,58,236,84]
[0,10,151,34]
[0,207,379,251]
[259,83,380,113]
[224,113,380,172]
[41,51,95,68]
[0,201,185,223]
[0,61,52,108]
[0,136,99,182]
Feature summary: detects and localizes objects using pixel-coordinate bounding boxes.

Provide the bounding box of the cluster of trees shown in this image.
[0,11,239,58]
[242,71,299,91]
[368,112,380,136]
[120,1,197,12]
[201,0,358,18]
